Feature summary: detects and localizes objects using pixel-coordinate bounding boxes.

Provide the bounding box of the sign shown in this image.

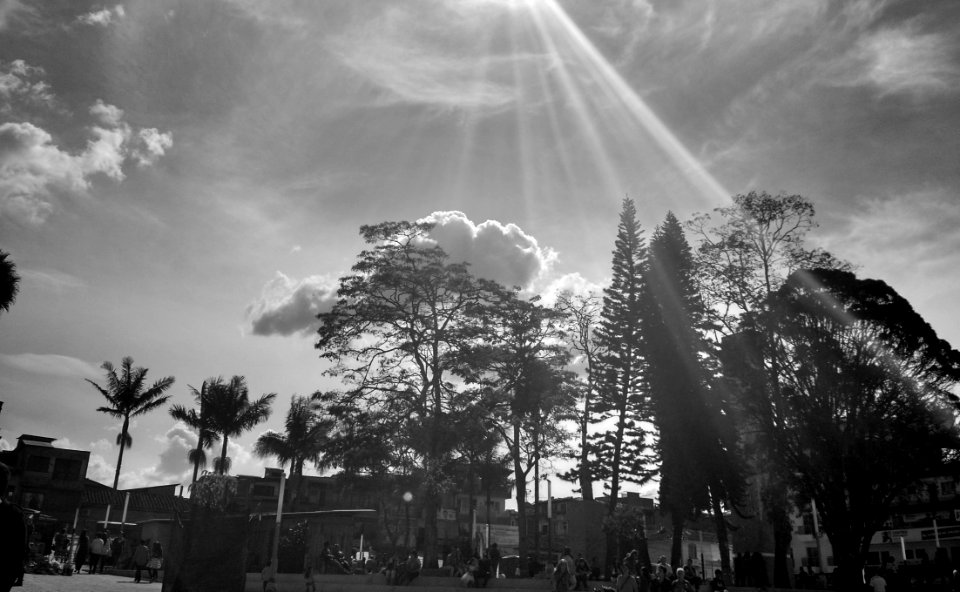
[484,524,519,547]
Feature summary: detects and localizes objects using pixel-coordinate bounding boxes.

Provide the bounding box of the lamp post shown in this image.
[271,471,286,570]
[403,491,413,550]
[546,478,553,564]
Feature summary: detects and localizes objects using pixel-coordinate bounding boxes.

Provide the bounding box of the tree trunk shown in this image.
[534,457,541,563]
[219,436,229,474]
[512,425,529,577]
[579,391,593,501]
[710,486,732,575]
[113,416,130,490]
[671,517,683,568]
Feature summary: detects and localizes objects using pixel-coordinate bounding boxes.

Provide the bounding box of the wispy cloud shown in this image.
[19,268,86,292]
[76,5,125,27]
[0,353,101,379]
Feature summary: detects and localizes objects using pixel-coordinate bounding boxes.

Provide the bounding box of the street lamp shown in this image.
[403,491,413,550]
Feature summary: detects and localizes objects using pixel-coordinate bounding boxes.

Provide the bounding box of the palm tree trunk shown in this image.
[219,435,229,474]
[113,416,130,489]
[191,450,201,484]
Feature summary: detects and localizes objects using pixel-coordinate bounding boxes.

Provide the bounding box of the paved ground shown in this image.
[19,573,162,592]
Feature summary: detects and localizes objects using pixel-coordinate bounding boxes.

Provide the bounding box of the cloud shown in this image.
[76,5,125,27]
[0,60,56,117]
[19,268,87,292]
[247,272,338,337]
[419,211,557,289]
[0,353,101,379]
[0,65,174,226]
[820,25,960,99]
[326,2,546,110]
[538,272,604,307]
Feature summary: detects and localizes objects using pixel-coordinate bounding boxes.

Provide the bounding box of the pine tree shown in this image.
[643,212,743,567]
[592,198,655,569]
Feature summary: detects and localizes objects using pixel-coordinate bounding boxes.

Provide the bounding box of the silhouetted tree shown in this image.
[722,269,960,589]
[255,394,333,511]
[204,376,275,474]
[0,250,20,315]
[170,378,221,486]
[316,220,501,566]
[592,199,655,572]
[87,357,175,489]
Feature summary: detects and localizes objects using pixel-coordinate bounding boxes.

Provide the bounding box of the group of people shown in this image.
[553,549,727,592]
[74,530,164,582]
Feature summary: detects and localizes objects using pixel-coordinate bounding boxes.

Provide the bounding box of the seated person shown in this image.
[399,551,421,586]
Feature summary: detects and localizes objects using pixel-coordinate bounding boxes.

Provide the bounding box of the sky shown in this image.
[1,0,959,501]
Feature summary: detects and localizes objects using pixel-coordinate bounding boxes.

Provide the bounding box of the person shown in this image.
[304,553,317,592]
[575,553,591,590]
[669,568,693,592]
[556,548,575,592]
[0,463,27,592]
[656,556,672,579]
[868,570,887,592]
[148,540,164,583]
[476,553,492,588]
[111,535,123,568]
[616,569,639,592]
[74,530,89,575]
[88,532,105,573]
[132,539,149,583]
[261,560,277,592]
[489,543,501,578]
[750,552,768,591]
[401,550,421,585]
[623,550,638,578]
[385,553,399,585]
[590,556,602,581]
[709,569,727,592]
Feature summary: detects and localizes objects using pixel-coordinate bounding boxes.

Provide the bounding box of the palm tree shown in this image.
[87,357,175,489]
[0,250,20,315]
[169,378,221,485]
[204,375,275,474]
[254,394,333,510]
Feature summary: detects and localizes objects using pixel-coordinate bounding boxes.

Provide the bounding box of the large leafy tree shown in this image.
[555,290,602,501]
[688,191,849,583]
[0,250,20,315]
[169,379,221,486]
[592,199,655,570]
[722,269,960,589]
[204,375,275,474]
[471,293,574,566]
[87,357,175,489]
[316,221,499,566]
[254,394,333,511]
[642,212,744,570]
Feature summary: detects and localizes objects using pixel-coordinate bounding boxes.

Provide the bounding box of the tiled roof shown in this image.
[82,479,191,514]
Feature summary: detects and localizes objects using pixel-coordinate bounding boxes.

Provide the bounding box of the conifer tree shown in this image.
[643,212,744,569]
[591,198,655,569]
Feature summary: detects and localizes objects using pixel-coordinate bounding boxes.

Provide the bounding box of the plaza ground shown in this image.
[19,573,161,592]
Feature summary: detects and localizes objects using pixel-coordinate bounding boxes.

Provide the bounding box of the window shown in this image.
[26,455,50,473]
[53,458,82,481]
[556,520,568,535]
[940,480,956,497]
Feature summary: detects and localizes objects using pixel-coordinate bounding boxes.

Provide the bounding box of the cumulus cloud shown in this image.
[538,272,604,307]
[0,60,55,116]
[419,211,557,289]
[0,65,173,226]
[76,5,125,27]
[247,272,338,337]
[0,352,101,379]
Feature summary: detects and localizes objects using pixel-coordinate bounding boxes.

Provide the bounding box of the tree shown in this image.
[472,293,575,567]
[0,250,20,315]
[722,268,960,589]
[316,221,500,566]
[204,375,275,474]
[688,191,850,582]
[254,394,333,511]
[592,199,655,570]
[170,379,221,486]
[642,212,744,569]
[87,356,175,489]
[555,290,602,501]
[688,191,850,336]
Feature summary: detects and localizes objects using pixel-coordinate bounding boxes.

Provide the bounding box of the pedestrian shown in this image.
[74,530,89,575]
[88,532,106,573]
[709,569,727,591]
[575,553,591,590]
[556,548,575,592]
[489,543,501,578]
[616,569,639,592]
[669,568,694,592]
[0,463,27,592]
[132,539,149,583]
[148,540,163,583]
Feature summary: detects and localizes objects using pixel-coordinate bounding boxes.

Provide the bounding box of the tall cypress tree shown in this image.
[592,198,654,570]
[643,212,744,570]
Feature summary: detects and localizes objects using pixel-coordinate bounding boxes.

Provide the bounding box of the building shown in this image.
[0,434,89,525]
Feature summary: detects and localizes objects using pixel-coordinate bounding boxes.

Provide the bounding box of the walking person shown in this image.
[132,539,149,583]
[147,540,164,583]
[74,530,89,575]
[88,532,106,573]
